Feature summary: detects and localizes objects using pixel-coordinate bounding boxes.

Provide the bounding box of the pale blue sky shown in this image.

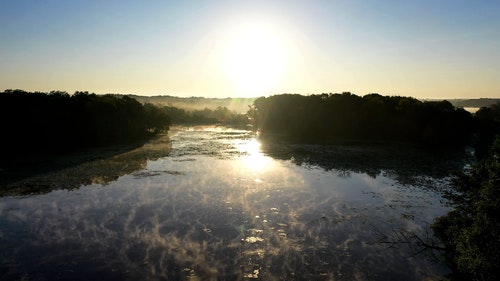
[1,0,499,98]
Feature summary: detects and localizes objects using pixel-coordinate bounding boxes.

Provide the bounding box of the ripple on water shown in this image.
[244,237,264,244]
[0,126,457,281]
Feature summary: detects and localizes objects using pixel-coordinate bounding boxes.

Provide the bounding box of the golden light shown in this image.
[225,23,288,96]
[237,138,271,172]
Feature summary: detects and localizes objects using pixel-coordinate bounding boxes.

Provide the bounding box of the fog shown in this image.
[0,126,460,280]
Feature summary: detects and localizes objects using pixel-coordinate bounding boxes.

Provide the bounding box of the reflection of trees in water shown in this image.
[0,127,459,279]
[0,135,172,197]
[260,140,469,185]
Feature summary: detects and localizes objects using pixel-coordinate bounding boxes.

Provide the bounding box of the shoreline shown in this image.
[0,133,172,197]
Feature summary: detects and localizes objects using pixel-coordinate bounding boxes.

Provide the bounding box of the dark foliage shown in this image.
[473,103,500,159]
[0,90,171,158]
[250,93,474,146]
[127,94,255,113]
[432,135,500,281]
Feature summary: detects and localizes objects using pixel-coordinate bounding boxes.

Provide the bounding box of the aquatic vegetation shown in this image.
[0,126,463,280]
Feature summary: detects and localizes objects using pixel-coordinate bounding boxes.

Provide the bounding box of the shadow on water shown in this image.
[0,134,172,197]
[1,126,471,197]
[259,138,471,186]
[0,126,465,280]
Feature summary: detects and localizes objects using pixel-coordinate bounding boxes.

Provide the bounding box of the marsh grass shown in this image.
[0,134,172,196]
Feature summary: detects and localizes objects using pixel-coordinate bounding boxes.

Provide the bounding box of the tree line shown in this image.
[127,94,255,113]
[249,92,500,149]
[0,89,171,157]
[162,105,248,126]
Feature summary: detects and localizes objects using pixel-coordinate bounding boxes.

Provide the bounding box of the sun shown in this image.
[225,23,288,96]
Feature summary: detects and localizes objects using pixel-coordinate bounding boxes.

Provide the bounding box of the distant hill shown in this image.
[448,98,500,108]
[126,95,256,113]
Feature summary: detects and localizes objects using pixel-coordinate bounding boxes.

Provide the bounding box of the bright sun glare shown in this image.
[238,138,270,171]
[225,23,288,96]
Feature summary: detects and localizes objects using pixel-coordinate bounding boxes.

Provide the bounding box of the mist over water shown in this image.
[0,126,460,280]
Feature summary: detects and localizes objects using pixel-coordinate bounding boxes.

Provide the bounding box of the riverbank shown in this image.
[0,133,172,197]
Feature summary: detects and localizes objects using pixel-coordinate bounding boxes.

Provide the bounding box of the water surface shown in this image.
[0,126,462,280]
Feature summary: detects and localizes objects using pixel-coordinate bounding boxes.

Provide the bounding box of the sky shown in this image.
[1,0,500,99]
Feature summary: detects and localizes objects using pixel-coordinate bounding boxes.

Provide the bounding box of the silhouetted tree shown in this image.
[161,105,247,126]
[250,93,474,146]
[0,90,171,158]
[474,103,500,159]
[432,134,500,281]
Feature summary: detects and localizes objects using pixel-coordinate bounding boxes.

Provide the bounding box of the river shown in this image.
[0,126,468,280]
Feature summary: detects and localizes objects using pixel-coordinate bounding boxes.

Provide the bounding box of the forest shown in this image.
[127,94,255,113]
[0,89,171,158]
[249,93,500,152]
[161,105,248,126]
[3,90,500,156]
[2,90,500,279]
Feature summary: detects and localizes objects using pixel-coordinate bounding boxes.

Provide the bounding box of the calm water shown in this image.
[0,126,464,280]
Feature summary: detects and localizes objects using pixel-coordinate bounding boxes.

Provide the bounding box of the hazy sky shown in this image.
[1,0,499,99]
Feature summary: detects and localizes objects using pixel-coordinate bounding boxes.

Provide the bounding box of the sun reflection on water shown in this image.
[0,127,453,280]
[236,138,271,172]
